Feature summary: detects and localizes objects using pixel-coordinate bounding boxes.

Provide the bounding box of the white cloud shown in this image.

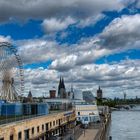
[17,37,112,71]
[50,54,77,71]
[99,14,140,50]
[17,39,63,64]
[23,59,140,98]
[77,14,105,27]
[0,0,125,22]
[0,35,11,43]
[16,13,140,71]
[42,17,76,33]
[5,34,140,98]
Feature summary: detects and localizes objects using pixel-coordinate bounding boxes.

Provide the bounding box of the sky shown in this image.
[0,0,140,98]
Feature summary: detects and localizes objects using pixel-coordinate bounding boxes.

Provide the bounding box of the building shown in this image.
[0,102,49,117]
[49,90,56,98]
[43,98,72,111]
[67,85,74,100]
[27,91,33,102]
[0,110,76,140]
[58,77,67,98]
[97,86,103,99]
[22,91,34,103]
[43,88,100,126]
[73,89,83,100]
[43,89,84,111]
[83,91,95,103]
[74,101,100,125]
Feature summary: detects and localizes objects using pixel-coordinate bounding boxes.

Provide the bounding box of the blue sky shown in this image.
[0,0,140,98]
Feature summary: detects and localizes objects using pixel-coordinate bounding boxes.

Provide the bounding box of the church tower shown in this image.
[97,86,103,99]
[58,77,67,98]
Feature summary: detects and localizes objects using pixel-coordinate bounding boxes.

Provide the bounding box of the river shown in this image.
[109,106,140,140]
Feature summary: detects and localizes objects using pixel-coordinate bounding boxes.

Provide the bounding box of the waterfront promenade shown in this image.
[78,128,98,140]
[77,113,111,140]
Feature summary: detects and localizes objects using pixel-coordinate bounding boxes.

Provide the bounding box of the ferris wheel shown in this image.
[0,42,24,102]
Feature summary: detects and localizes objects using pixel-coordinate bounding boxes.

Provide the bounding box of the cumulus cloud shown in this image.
[17,39,65,64]
[48,14,140,71]
[99,14,140,50]
[77,14,105,27]
[16,37,112,71]
[42,17,76,33]
[17,12,140,71]
[121,0,140,8]
[23,59,140,98]
[0,0,124,22]
[50,54,77,71]
[0,35,11,43]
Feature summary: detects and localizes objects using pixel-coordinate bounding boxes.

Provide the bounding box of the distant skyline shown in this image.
[0,0,140,98]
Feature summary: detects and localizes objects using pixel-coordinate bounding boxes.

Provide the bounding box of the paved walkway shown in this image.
[78,129,98,140]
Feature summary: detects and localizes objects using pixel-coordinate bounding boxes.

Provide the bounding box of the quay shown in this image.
[94,113,111,140]
[78,128,98,140]
[77,109,111,140]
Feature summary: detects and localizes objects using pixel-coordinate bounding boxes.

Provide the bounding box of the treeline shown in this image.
[97,98,140,107]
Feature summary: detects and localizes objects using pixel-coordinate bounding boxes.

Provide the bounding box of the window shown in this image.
[53,121,55,126]
[18,132,22,140]
[50,122,52,128]
[24,129,29,140]
[37,126,39,133]
[10,135,14,140]
[46,123,49,131]
[78,112,80,115]
[32,127,34,134]
[59,119,61,125]
[42,124,44,131]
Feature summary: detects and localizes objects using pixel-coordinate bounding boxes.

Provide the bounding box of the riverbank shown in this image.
[76,113,111,140]
[78,129,98,140]
[94,113,111,140]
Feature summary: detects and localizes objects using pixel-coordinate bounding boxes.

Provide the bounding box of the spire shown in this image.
[58,76,61,97]
[61,77,65,89]
[28,90,32,98]
[60,76,62,85]
[58,76,62,88]
[97,85,102,93]
[58,76,66,98]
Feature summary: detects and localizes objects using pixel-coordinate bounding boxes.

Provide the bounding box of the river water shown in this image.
[109,106,140,140]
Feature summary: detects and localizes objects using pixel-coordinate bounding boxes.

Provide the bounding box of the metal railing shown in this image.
[94,114,111,140]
